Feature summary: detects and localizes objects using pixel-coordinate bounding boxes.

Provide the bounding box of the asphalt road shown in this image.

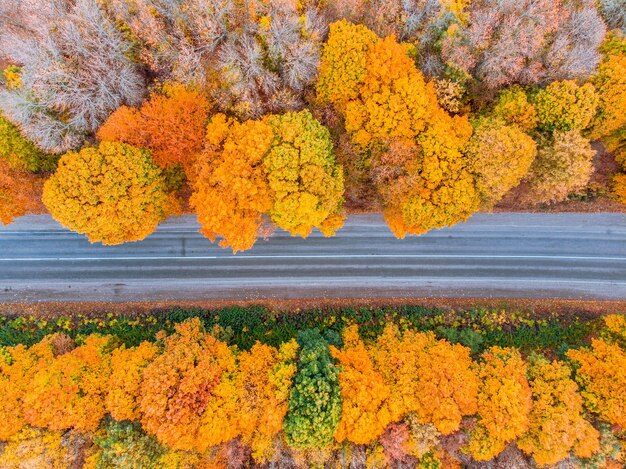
[0,213,625,302]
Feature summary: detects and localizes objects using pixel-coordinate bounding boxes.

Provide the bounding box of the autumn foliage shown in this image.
[97,83,211,170]
[192,110,344,252]
[42,142,170,245]
[0,159,42,225]
[1,315,624,466]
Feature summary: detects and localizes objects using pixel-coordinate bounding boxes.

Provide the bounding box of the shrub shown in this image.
[517,356,600,465]
[467,118,537,206]
[190,114,275,252]
[489,87,538,132]
[42,142,170,245]
[567,339,626,428]
[265,110,345,238]
[523,130,595,205]
[238,340,298,461]
[91,419,165,469]
[139,319,239,451]
[330,325,392,444]
[0,159,42,225]
[106,342,159,422]
[97,84,211,170]
[0,0,145,153]
[22,335,114,432]
[283,329,342,450]
[373,325,478,434]
[534,81,598,132]
[589,53,626,139]
[467,347,532,461]
[0,115,56,172]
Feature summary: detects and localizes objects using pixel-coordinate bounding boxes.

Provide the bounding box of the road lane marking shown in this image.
[0,254,625,261]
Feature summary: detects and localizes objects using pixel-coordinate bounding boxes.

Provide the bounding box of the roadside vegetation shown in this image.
[0,306,624,467]
[0,0,625,249]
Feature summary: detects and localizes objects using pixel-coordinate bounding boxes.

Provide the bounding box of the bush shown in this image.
[0,115,56,172]
[533,81,598,132]
[97,84,211,170]
[42,142,171,245]
[524,130,595,205]
[283,329,342,450]
[467,117,537,206]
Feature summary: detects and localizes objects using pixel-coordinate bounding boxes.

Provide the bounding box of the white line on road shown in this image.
[0,254,625,262]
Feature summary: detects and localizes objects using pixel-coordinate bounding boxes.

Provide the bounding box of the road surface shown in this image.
[0,213,625,302]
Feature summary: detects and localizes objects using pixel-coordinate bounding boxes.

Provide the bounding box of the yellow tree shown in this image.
[264,110,345,238]
[533,80,598,132]
[237,340,298,461]
[0,337,57,440]
[190,114,275,252]
[517,356,599,466]
[590,51,626,139]
[467,347,533,461]
[106,341,160,422]
[467,117,537,206]
[42,141,170,245]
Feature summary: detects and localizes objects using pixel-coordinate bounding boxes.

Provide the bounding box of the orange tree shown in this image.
[316,21,479,237]
[139,318,239,452]
[517,356,599,465]
[97,83,211,170]
[192,110,345,251]
[372,324,478,434]
[42,141,171,245]
[22,335,114,432]
[0,159,42,225]
[330,325,392,444]
[190,114,275,252]
[467,346,532,461]
[264,110,345,238]
[567,339,626,429]
[0,336,57,440]
[466,117,537,207]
